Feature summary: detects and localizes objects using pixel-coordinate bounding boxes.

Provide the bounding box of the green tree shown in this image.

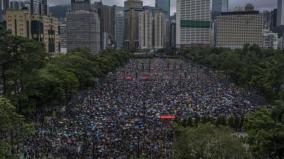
[0,97,33,158]
[245,106,284,158]
[174,123,249,159]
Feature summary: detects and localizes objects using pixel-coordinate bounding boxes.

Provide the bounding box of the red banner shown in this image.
[160,115,176,119]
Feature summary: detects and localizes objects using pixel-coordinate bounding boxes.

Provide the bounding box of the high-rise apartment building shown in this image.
[139,7,153,50]
[212,0,228,17]
[155,0,170,17]
[5,9,60,53]
[153,9,166,49]
[176,0,212,48]
[124,0,143,51]
[215,11,263,49]
[277,0,284,26]
[67,0,100,54]
[115,6,125,49]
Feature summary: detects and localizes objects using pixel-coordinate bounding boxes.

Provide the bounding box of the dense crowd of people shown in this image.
[15,58,265,159]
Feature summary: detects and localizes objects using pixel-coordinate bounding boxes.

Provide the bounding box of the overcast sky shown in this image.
[49,0,277,14]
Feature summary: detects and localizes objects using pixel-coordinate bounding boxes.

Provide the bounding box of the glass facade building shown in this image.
[155,0,170,17]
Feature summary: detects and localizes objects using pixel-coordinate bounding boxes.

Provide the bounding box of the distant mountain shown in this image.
[49,5,69,19]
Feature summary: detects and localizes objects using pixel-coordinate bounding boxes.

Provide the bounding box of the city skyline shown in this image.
[47,0,277,14]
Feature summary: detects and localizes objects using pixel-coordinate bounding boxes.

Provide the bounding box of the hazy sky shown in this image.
[49,0,277,14]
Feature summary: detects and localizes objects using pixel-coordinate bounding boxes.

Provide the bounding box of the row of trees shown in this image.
[181,45,284,101]
[174,123,250,159]
[174,101,284,159]
[176,45,284,159]
[0,24,131,157]
[0,97,33,158]
[0,24,130,118]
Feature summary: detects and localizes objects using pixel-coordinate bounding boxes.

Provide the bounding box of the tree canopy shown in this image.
[0,97,33,158]
[174,123,249,159]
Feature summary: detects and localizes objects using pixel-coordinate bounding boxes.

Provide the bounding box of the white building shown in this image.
[215,11,263,49]
[278,36,284,50]
[263,30,278,49]
[176,0,211,48]
[139,8,153,50]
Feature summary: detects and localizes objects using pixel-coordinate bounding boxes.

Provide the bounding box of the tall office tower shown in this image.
[215,11,263,49]
[155,0,170,17]
[153,9,167,49]
[71,0,91,11]
[30,0,40,14]
[139,7,153,50]
[278,0,284,26]
[176,0,212,48]
[0,1,2,22]
[39,0,48,15]
[124,0,143,51]
[67,0,100,54]
[2,0,9,10]
[102,5,115,49]
[115,6,125,49]
[212,0,228,17]
[0,0,10,22]
[271,9,278,30]
[263,11,272,30]
[170,14,176,48]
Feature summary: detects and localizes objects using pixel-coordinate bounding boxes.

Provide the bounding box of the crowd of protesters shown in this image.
[15,58,265,159]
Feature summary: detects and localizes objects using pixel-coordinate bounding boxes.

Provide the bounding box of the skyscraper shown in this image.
[30,0,40,14]
[170,14,176,48]
[212,0,228,17]
[153,9,167,49]
[0,0,3,22]
[101,5,115,49]
[176,0,212,48]
[67,0,100,53]
[277,0,284,26]
[1,0,9,10]
[155,0,170,17]
[0,0,10,22]
[115,6,125,49]
[124,0,143,51]
[40,0,48,15]
[139,7,153,50]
